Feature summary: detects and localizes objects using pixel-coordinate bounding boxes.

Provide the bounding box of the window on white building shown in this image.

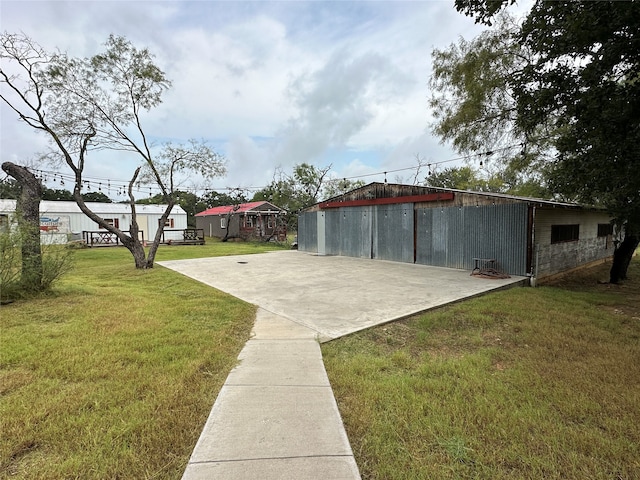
[100,218,120,229]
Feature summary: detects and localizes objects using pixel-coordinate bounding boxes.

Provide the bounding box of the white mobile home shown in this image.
[0,199,187,245]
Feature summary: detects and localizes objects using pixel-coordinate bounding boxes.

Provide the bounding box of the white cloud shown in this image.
[1,0,491,197]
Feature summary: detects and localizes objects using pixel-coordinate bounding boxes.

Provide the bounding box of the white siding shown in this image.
[0,199,187,244]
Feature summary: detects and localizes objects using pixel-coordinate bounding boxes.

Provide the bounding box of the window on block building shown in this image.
[159,218,174,228]
[597,223,614,237]
[551,224,579,244]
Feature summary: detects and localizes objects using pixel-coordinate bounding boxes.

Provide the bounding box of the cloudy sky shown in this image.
[1,0,489,198]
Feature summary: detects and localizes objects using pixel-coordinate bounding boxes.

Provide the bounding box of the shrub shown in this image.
[0,219,74,301]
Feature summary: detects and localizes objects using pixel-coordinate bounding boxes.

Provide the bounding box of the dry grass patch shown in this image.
[323,258,640,480]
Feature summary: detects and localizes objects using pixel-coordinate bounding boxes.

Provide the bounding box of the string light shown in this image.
[25,141,528,197]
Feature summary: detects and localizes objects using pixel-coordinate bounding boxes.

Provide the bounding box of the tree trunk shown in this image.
[1,162,43,291]
[145,202,176,268]
[609,230,639,284]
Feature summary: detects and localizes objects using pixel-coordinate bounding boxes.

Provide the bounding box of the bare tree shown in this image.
[0,33,226,268]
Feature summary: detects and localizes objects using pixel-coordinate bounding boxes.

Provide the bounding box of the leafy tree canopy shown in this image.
[1,33,225,268]
[440,0,640,282]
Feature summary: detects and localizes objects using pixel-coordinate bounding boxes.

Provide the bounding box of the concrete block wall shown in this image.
[535,236,612,277]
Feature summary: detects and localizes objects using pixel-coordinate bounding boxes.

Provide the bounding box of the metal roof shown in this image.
[315,182,591,210]
[196,201,284,217]
[0,199,186,215]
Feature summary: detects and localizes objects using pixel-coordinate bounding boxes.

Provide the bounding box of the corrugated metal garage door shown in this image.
[314,207,372,258]
[463,203,528,275]
[416,203,527,275]
[297,212,317,252]
[373,204,413,263]
[416,207,465,269]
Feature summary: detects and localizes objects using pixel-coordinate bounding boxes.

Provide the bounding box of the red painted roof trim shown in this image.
[319,192,454,209]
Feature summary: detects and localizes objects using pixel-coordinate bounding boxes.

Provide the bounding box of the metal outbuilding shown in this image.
[298,183,615,281]
[0,199,188,245]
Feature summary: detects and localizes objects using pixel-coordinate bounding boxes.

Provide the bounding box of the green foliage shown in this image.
[252,163,333,229]
[436,0,640,279]
[429,13,553,195]
[0,227,22,298]
[514,1,640,231]
[429,15,522,154]
[427,165,552,198]
[200,190,248,209]
[0,219,74,302]
[81,191,112,203]
[434,0,640,236]
[427,166,488,191]
[454,0,514,25]
[42,188,75,201]
[0,178,21,199]
[1,33,226,269]
[139,140,226,196]
[323,178,366,200]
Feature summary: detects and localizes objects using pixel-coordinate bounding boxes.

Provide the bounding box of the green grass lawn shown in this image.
[323,258,640,480]
[3,240,638,479]
[0,239,287,479]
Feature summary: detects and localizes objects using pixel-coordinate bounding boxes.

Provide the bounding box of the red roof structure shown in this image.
[195,201,283,217]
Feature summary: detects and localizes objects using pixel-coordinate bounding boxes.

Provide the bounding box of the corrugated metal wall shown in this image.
[338,207,372,258]
[297,211,317,252]
[464,203,528,275]
[299,202,528,275]
[415,203,527,274]
[373,204,414,263]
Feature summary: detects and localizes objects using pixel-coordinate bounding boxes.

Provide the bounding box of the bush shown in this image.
[0,221,74,302]
[0,228,22,299]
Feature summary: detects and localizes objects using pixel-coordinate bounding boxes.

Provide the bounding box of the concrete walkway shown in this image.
[158,251,526,479]
[179,309,360,479]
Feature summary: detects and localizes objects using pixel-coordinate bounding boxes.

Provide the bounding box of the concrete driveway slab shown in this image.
[159,250,526,342]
